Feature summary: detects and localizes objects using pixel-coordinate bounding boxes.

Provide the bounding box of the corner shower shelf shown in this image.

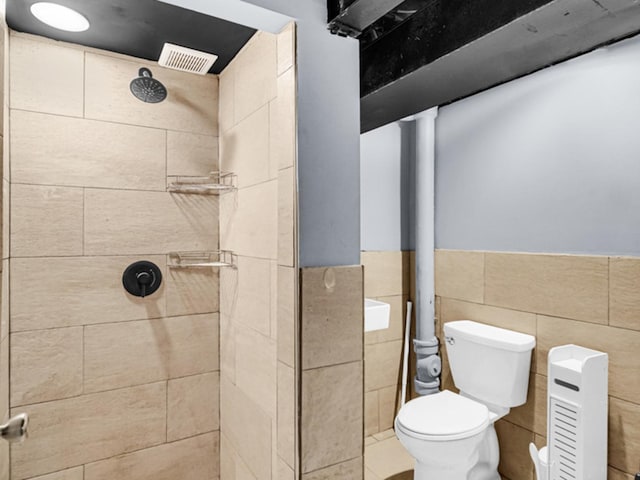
[167,172,236,194]
[168,251,237,269]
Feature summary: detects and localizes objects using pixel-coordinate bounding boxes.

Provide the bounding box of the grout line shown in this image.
[10,181,171,195]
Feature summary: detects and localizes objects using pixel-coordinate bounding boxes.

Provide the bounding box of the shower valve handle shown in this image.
[136,271,153,298]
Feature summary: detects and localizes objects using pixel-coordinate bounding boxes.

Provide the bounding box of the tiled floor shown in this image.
[364,429,414,480]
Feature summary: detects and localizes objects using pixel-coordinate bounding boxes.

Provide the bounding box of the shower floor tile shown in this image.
[364,429,414,480]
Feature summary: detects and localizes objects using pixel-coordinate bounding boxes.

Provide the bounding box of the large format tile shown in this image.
[10,255,166,331]
[167,131,218,177]
[301,361,363,473]
[28,467,84,480]
[10,34,84,117]
[302,458,362,480]
[236,326,277,417]
[165,263,219,317]
[365,341,402,392]
[168,372,220,442]
[85,53,218,135]
[277,23,295,76]
[301,266,363,370]
[435,250,485,303]
[485,253,608,324]
[278,167,295,266]
[277,362,295,469]
[364,436,413,480]
[270,67,296,172]
[277,265,296,367]
[11,110,166,190]
[361,251,409,298]
[84,188,217,255]
[2,179,8,258]
[608,396,640,474]
[11,383,167,479]
[85,432,219,480]
[11,184,83,257]
[365,391,379,437]
[494,420,535,480]
[84,313,219,393]
[610,257,640,331]
[440,298,537,335]
[504,373,546,436]
[218,64,235,133]
[537,315,640,403]
[10,327,83,406]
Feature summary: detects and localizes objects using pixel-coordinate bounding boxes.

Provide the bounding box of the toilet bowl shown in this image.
[395,321,536,480]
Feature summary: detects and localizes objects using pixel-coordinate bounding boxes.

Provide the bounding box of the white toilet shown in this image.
[395,320,536,480]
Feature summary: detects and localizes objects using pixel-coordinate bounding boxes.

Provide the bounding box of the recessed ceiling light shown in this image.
[30,2,90,32]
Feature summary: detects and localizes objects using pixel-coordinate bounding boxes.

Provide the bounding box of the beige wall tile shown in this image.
[1,260,7,340]
[277,265,296,367]
[220,105,270,189]
[365,390,379,437]
[11,382,166,479]
[435,250,484,303]
[167,372,219,442]
[278,167,295,266]
[277,457,295,480]
[610,257,640,331]
[485,253,608,324]
[85,432,219,480]
[10,327,83,406]
[84,188,218,255]
[537,315,640,403]
[362,251,409,298]
[2,179,8,259]
[167,131,218,177]
[236,326,277,417]
[365,340,402,392]
[11,255,166,331]
[277,362,295,469]
[220,314,236,383]
[220,255,272,337]
[302,458,362,480]
[0,336,7,420]
[84,313,219,393]
[220,432,236,480]
[364,436,413,479]
[11,110,166,190]
[494,420,534,480]
[277,23,295,76]
[220,180,277,259]
[608,467,635,480]
[233,32,277,123]
[301,361,363,473]
[11,184,83,257]
[219,64,235,133]
[85,53,218,135]
[10,34,84,117]
[301,266,363,370]
[609,396,640,474]
[220,375,272,480]
[270,68,296,172]
[165,264,219,317]
[377,385,399,432]
[28,467,84,480]
[365,295,406,345]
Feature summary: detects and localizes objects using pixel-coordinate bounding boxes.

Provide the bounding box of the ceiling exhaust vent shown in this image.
[158,43,217,75]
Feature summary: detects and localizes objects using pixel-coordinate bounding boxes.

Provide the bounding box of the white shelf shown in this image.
[168,251,237,269]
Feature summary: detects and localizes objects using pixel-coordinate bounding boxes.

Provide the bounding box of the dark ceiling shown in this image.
[6,0,256,74]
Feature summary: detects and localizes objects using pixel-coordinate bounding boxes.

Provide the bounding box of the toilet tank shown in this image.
[444,320,536,407]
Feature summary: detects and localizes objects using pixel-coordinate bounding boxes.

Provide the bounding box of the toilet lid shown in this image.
[396,390,489,439]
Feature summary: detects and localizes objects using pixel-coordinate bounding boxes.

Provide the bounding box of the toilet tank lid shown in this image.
[444,320,536,352]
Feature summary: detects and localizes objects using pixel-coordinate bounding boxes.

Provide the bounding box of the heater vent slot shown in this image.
[549,397,581,480]
[158,43,218,75]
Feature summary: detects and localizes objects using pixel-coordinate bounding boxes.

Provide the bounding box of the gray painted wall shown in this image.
[435,33,640,256]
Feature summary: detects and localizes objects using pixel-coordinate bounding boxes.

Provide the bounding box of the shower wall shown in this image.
[218,26,298,479]
[5,32,220,479]
[0,16,8,480]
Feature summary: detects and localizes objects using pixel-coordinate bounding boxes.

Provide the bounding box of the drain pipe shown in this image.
[413,107,441,396]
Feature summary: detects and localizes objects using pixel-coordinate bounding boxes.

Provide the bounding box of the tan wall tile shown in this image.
[220,375,272,480]
[364,391,379,437]
[1,260,7,340]
[365,295,407,345]
[84,188,218,255]
[609,396,640,474]
[277,457,295,480]
[278,167,295,267]
[435,250,484,303]
[168,372,220,442]
[165,264,219,317]
[485,253,608,324]
[220,105,270,189]
[233,32,277,123]
[377,385,400,432]
[271,68,296,172]
[301,266,363,370]
[167,131,218,177]
[11,184,83,257]
[84,313,219,393]
[302,458,362,480]
[11,382,167,479]
[277,23,295,76]
[537,315,640,403]
[85,53,218,135]
[364,436,413,479]
[220,432,236,480]
[218,64,235,133]
[277,265,296,367]
[2,179,8,259]
[220,180,277,259]
[608,467,635,480]
[220,315,236,383]
[10,256,166,332]
[10,327,83,406]
[301,361,363,473]
[236,326,277,417]
[277,362,295,469]
[362,251,409,298]
[610,257,640,331]
[10,34,84,117]
[0,336,7,420]
[365,340,402,392]
[11,110,166,190]
[494,420,535,480]
[85,432,219,480]
[28,467,84,480]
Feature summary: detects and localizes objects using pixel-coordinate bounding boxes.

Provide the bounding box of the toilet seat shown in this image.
[396,390,490,441]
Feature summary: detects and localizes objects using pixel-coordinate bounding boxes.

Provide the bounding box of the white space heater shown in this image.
[530,344,608,480]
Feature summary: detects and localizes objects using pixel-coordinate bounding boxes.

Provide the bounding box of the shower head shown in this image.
[130,67,167,104]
